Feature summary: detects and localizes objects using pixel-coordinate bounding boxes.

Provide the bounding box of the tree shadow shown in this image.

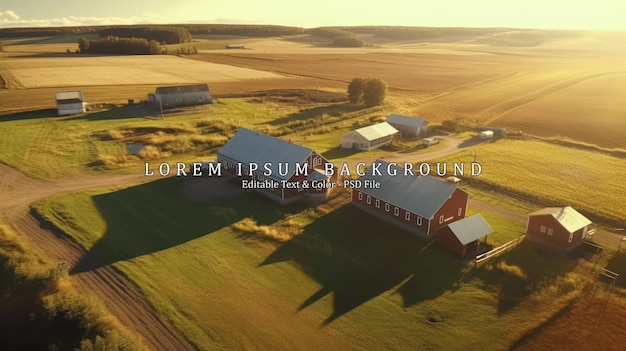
[261,205,465,325]
[268,103,364,126]
[463,240,581,314]
[0,109,57,122]
[70,177,294,275]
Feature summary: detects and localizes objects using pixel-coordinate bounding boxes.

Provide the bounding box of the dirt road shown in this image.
[0,163,196,351]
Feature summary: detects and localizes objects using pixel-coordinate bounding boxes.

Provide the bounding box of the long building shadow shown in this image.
[0,109,57,122]
[261,205,465,325]
[70,177,291,275]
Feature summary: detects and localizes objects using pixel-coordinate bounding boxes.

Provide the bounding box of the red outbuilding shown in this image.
[351,160,469,238]
[526,206,592,252]
[436,214,493,258]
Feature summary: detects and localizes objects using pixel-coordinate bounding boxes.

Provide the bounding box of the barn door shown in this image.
[582,226,588,239]
[568,233,573,243]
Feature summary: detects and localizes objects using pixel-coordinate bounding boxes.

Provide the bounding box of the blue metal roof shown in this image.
[358,160,460,218]
[386,114,428,128]
[217,128,313,181]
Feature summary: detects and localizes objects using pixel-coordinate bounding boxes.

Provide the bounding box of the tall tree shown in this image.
[347,78,366,104]
[362,78,388,106]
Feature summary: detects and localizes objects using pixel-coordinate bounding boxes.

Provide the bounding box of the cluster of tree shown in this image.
[100,26,192,44]
[186,24,305,37]
[347,78,388,106]
[175,47,198,55]
[78,36,162,55]
[309,27,366,47]
[332,36,365,47]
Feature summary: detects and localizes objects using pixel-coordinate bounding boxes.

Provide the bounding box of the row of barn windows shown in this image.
[358,192,422,225]
[540,224,574,243]
[357,191,463,226]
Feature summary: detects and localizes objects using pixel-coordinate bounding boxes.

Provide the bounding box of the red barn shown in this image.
[435,214,493,258]
[351,160,469,238]
[526,206,592,252]
[217,128,336,205]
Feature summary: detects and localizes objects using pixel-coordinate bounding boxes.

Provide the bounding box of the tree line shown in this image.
[99,26,192,44]
[309,27,366,47]
[78,36,162,55]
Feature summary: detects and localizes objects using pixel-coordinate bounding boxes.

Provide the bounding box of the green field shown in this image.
[0,98,421,179]
[34,178,586,351]
[434,138,626,223]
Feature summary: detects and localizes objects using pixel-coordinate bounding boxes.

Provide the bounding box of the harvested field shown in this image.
[0,56,282,89]
[193,53,509,92]
[494,72,626,149]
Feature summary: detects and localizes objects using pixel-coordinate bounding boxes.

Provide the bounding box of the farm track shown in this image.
[0,163,196,351]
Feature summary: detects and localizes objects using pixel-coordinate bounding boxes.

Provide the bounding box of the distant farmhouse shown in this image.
[225,44,245,49]
[526,206,592,252]
[55,91,86,116]
[385,114,429,137]
[436,214,493,258]
[351,161,469,238]
[148,84,210,108]
[217,128,337,205]
[341,122,398,151]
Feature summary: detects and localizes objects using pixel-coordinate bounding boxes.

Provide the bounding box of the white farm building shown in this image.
[341,122,398,151]
[386,114,429,137]
[55,91,86,116]
[149,84,211,108]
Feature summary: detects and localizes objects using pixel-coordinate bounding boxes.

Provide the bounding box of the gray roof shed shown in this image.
[446,214,493,245]
[386,114,428,128]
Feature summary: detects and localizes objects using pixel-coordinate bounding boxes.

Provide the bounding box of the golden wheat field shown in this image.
[0,56,283,89]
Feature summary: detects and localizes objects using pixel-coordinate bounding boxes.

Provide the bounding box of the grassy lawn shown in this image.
[432,138,626,223]
[0,98,392,179]
[34,179,589,350]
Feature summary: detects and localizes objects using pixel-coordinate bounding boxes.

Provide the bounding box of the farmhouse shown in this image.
[149,84,210,108]
[436,214,493,258]
[385,114,429,137]
[217,128,337,204]
[351,160,469,238]
[55,91,86,115]
[526,206,592,252]
[341,122,398,151]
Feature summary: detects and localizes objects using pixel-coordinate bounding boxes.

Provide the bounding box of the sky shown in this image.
[1,0,625,30]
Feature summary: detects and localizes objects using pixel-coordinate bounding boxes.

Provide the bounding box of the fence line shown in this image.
[475,235,524,264]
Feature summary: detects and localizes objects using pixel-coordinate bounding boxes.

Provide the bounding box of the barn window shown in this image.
[358,192,362,200]
[405,212,411,221]
[458,207,462,216]
[417,217,422,225]
[547,228,553,236]
[367,196,371,204]
[439,215,444,224]
[385,203,390,212]
[375,199,380,208]
[540,225,546,234]
[394,207,399,216]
